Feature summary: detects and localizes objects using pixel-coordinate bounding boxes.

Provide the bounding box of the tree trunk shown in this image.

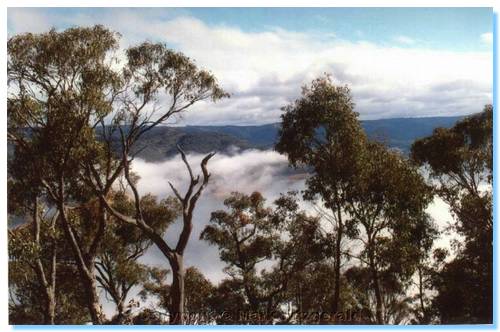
[368,244,383,324]
[417,266,426,323]
[331,202,343,315]
[169,254,185,325]
[371,267,383,324]
[114,299,126,324]
[44,289,56,325]
[32,198,57,325]
[58,203,103,324]
[117,300,125,318]
[42,246,56,325]
[82,267,103,325]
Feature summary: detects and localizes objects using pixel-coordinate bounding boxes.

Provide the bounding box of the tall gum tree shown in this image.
[95,40,227,324]
[275,75,367,315]
[411,105,493,323]
[8,26,228,324]
[346,141,433,324]
[8,26,124,323]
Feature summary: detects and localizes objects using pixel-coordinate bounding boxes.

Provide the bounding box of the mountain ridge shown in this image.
[130,115,464,161]
[7,115,466,162]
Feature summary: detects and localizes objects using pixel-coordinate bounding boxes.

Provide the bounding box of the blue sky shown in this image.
[190,7,493,51]
[7,7,494,125]
[9,7,493,51]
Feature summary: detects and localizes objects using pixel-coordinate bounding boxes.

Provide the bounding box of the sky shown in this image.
[7,7,493,125]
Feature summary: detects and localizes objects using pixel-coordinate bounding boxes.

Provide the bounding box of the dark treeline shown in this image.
[7,26,493,325]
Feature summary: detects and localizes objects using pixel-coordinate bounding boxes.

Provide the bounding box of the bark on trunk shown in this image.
[117,300,125,318]
[44,290,56,325]
[82,266,103,325]
[32,198,57,325]
[368,244,383,324]
[58,202,103,324]
[169,255,185,325]
[331,202,343,315]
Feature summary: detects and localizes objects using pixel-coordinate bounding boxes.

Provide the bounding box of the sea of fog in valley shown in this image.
[99,148,460,317]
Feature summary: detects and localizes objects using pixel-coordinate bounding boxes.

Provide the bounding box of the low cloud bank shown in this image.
[131,148,455,285]
[131,149,306,284]
[132,148,304,200]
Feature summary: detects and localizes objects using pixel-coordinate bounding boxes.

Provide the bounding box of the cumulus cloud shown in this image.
[480,32,493,45]
[7,8,492,125]
[394,35,416,45]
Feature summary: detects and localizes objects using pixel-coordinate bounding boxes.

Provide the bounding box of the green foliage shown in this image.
[202,191,327,323]
[8,24,227,325]
[412,105,493,324]
[9,219,90,324]
[276,75,436,324]
[276,75,367,208]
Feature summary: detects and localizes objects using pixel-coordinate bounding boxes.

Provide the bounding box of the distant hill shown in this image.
[361,116,464,154]
[130,116,463,161]
[127,126,253,162]
[8,116,465,162]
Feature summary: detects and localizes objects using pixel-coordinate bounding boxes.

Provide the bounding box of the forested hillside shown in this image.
[112,116,463,161]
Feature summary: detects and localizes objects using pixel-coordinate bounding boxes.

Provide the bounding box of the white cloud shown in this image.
[132,148,302,200]
[394,35,416,45]
[480,32,493,45]
[130,149,305,284]
[7,8,493,125]
[128,149,459,286]
[7,8,53,34]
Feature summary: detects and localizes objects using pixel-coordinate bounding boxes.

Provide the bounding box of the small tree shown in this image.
[201,191,326,323]
[201,192,274,318]
[96,192,180,323]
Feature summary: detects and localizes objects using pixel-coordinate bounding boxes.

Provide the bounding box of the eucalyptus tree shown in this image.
[93,40,227,324]
[276,75,368,314]
[8,26,126,323]
[8,25,227,324]
[346,142,434,324]
[96,192,180,323]
[8,207,90,324]
[201,191,326,323]
[201,192,274,317]
[102,146,217,324]
[411,105,493,323]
